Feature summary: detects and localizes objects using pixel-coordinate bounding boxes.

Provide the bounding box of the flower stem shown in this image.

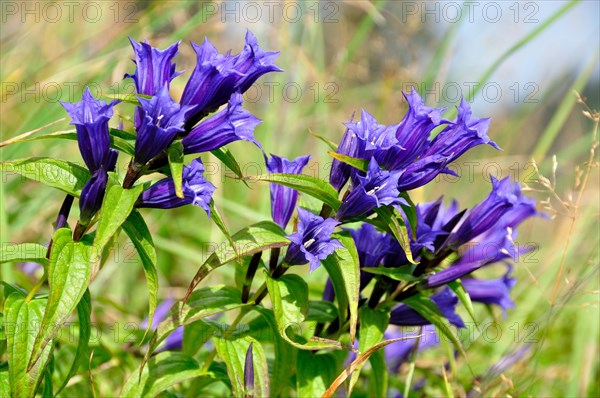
[269,248,280,274]
[72,221,88,242]
[123,161,143,189]
[241,252,263,303]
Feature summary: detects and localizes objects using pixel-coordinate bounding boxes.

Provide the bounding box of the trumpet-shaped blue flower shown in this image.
[414,197,462,252]
[376,89,445,170]
[125,38,181,96]
[462,268,516,316]
[285,208,343,272]
[336,158,403,221]
[78,168,109,225]
[346,110,398,152]
[60,88,119,172]
[396,154,450,191]
[137,158,215,214]
[266,154,311,229]
[134,85,189,165]
[423,98,499,163]
[181,31,282,127]
[425,226,518,288]
[182,93,262,154]
[449,177,538,247]
[61,89,119,225]
[390,287,464,328]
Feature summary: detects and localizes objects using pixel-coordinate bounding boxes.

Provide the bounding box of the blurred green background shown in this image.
[1,0,598,396]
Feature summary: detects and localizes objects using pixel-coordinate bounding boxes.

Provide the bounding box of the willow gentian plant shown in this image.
[0,31,541,397]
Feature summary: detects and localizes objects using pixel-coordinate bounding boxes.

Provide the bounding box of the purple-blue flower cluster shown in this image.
[330,89,499,197]
[60,31,281,224]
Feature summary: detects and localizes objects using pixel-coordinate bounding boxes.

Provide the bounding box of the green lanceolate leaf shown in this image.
[374,205,416,264]
[368,349,388,398]
[94,184,144,252]
[362,266,420,282]
[0,157,90,197]
[249,173,342,211]
[211,147,248,186]
[296,351,338,398]
[28,228,95,371]
[120,352,205,398]
[321,231,360,343]
[184,221,289,304]
[55,289,91,395]
[308,128,338,151]
[109,127,136,141]
[327,151,369,172]
[8,130,135,156]
[167,141,185,198]
[122,210,158,336]
[215,337,270,398]
[265,273,344,350]
[349,307,390,394]
[448,279,478,327]
[399,192,418,237]
[102,92,150,104]
[209,200,236,253]
[0,243,48,267]
[401,293,466,357]
[5,292,53,398]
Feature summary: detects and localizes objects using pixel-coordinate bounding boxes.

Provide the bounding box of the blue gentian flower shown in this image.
[449,177,538,247]
[394,89,445,158]
[266,154,311,229]
[415,197,461,252]
[78,168,109,225]
[182,93,262,154]
[396,154,450,191]
[181,31,282,127]
[60,89,119,225]
[137,158,215,214]
[125,38,181,96]
[425,226,517,288]
[375,89,445,170]
[284,208,343,272]
[346,110,398,152]
[60,88,119,173]
[390,287,465,328]
[336,158,403,221]
[462,268,516,316]
[134,85,189,165]
[423,98,499,164]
